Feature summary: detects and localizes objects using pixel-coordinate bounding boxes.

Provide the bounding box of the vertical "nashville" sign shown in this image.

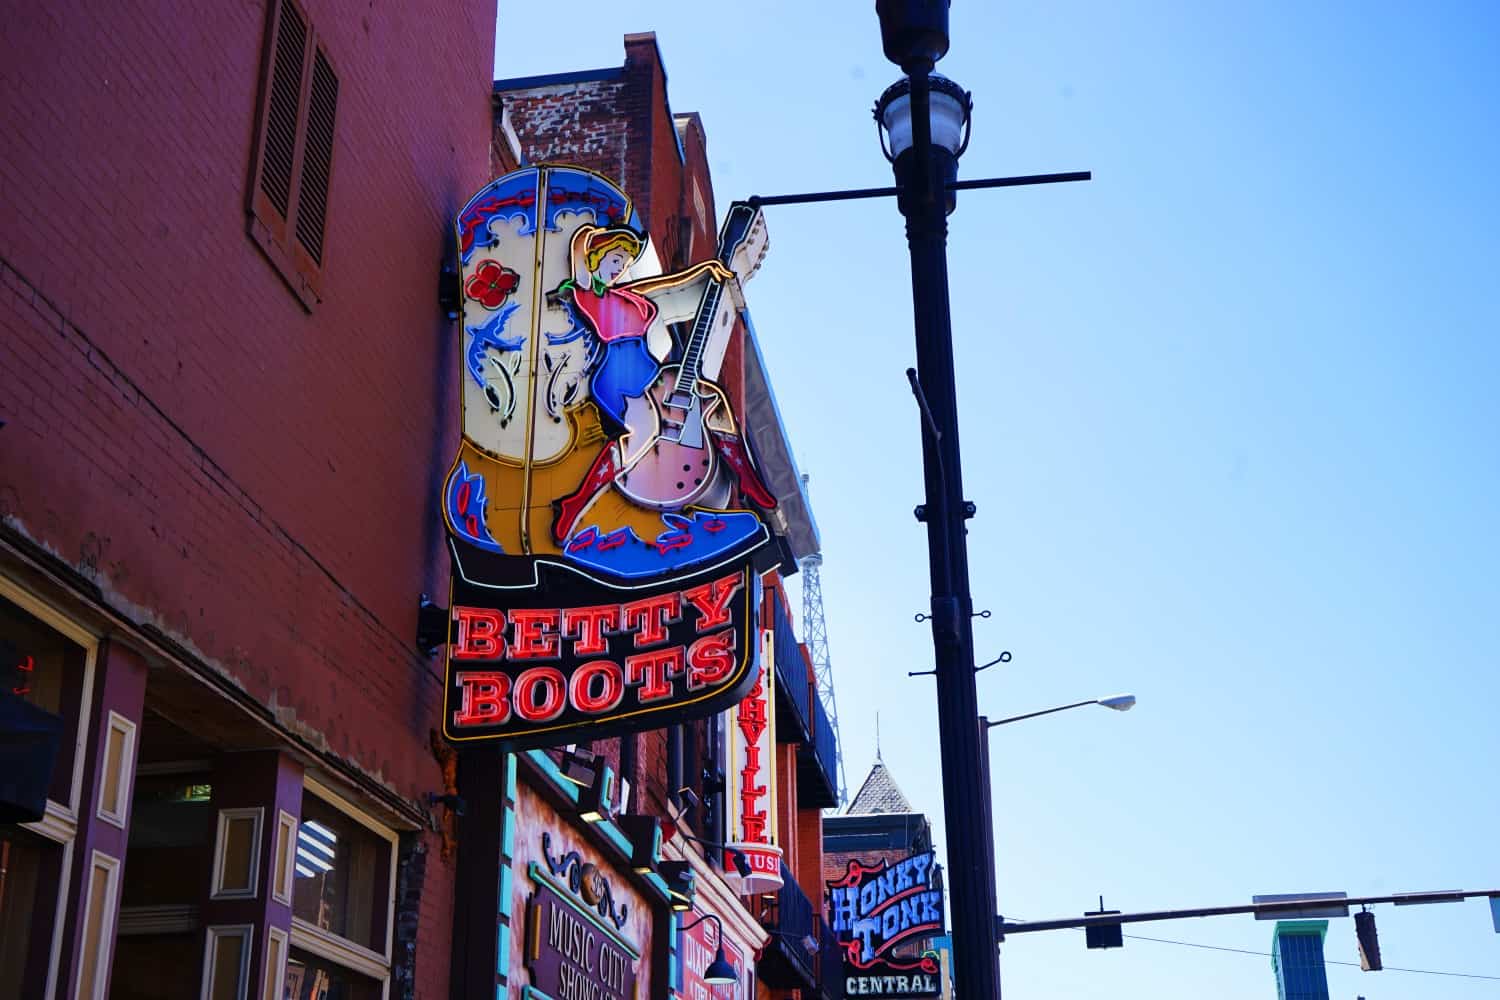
[724,624,781,893]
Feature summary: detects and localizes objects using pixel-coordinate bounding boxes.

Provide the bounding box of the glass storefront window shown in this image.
[291,792,390,953]
[119,773,215,907]
[1,594,88,805]
[0,827,64,996]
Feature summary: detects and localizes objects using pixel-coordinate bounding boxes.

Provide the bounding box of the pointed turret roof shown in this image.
[846,759,914,815]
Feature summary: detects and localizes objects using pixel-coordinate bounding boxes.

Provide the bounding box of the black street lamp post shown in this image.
[873,3,999,996]
[745,6,1089,996]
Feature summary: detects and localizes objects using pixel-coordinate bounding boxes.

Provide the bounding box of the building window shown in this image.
[287,780,395,996]
[247,0,340,310]
[201,923,253,1000]
[0,827,67,996]
[211,807,265,899]
[76,850,123,1000]
[0,583,98,999]
[112,772,215,998]
[1,589,93,809]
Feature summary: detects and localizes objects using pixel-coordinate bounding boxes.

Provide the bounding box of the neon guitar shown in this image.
[614,204,766,511]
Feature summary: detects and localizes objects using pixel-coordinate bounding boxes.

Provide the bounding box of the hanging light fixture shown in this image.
[679,913,738,986]
[615,814,662,875]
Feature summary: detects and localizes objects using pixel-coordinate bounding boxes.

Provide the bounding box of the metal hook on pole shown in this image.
[975,650,1012,673]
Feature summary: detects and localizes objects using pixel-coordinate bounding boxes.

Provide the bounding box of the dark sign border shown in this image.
[442,550,762,748]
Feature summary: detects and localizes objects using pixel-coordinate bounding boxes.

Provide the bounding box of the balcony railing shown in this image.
[754,862,818,990]
[818,915,844,1000]
[808,691,838,805]
[771,595,812,744]
[766,591,838,807]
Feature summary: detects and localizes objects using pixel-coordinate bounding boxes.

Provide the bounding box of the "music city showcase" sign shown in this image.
[826,852,944,997]
[439,165,779,749]
[523,832,641,1000]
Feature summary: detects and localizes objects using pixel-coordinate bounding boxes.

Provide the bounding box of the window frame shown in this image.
[3,575,99,1000]
[74,850,123,1000]
[285,776,397,996]
[199,923,254,1000]
[210,807,265,900]
[245,0,341,310]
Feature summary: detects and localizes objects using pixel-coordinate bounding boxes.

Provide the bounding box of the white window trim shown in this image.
[211,807,265,900]
[302,775,398,961]
[74,850,122,1000]
[272,809,298,905]
[2,576,99,1000]
[95,710,138,829]
[0,574,99,821]
[291,776,398,998]
[264,925,290,1000]
[290,917,392,982]
[42,837,75,1000]
[200,924,254,1000]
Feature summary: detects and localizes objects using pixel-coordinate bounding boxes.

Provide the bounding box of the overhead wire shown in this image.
[1002,912,1500,982]
[1122,931,1500,981]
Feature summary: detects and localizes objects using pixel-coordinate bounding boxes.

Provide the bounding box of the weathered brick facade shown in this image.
[2,1,496,996]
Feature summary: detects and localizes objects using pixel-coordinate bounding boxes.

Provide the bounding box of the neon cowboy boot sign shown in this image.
[439,165,779,748]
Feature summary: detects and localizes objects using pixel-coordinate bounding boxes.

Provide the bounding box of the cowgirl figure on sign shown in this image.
[549,224,776,569]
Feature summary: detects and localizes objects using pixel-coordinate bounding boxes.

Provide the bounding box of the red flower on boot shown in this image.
[465,259,520,309]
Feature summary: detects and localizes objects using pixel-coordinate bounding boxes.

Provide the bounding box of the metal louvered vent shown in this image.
[259,0,307,218]
[294,48,338,264]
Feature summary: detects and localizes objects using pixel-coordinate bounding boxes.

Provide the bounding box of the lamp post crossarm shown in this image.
[746,170,1091,209]
[997,888,1498,939]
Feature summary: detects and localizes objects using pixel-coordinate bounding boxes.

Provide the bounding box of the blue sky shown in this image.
[496,2,1500,995]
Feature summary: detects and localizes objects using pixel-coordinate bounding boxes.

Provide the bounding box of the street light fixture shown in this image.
[679,912,738,986]
[875,74,971,216]
[983,695,1138,730]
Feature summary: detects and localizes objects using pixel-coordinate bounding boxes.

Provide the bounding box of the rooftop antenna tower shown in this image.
[800,473,848,805]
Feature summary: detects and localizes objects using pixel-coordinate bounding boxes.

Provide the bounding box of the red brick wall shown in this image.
[794,805,824,903]
[2,2,496,993]
[502,76,634,187]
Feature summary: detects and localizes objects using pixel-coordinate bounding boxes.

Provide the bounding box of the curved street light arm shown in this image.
[984,700,1099,729]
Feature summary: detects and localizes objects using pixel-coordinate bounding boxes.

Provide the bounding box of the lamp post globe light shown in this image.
[875,74,972,215]
[873,1,1003,998]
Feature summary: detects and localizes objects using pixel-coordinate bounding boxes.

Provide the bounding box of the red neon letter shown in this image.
[737,679,768,744]
[687,629,736,690]
[453,672,510,727]
[509,608,560,659]
[742,809,768,843]
[625,646,685,703]
[512,666,567,723]
[571,659,625,715]
[621,593,681,648]
[453,607,506,660]
[683,573,742,632]
[562,605,620,656]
